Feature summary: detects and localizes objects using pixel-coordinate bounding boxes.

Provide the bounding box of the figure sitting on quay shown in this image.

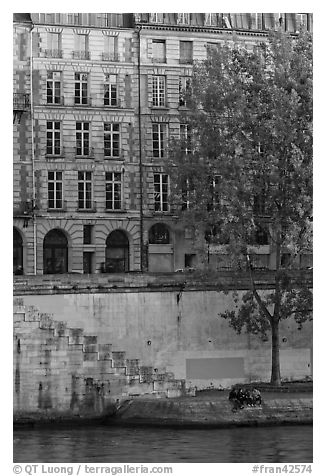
[229,387,262,411]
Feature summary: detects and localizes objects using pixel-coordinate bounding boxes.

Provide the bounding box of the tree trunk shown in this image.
[270,316,281,386]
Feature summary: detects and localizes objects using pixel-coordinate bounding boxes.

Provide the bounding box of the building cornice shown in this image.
[135,23,270,38]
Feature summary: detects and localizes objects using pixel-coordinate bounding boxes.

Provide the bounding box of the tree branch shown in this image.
[246,254,272,323]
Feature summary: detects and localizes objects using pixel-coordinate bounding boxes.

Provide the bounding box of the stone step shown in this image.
[126,359,140,376]
[53,321,69,337]
[139,366,154,383]
[67,328,84,345]
[25,306,40,322]
[83,344,98,353]
[14,312,25,323]
[83,336,98,345]
[111,351,127,367]
[39,313,55,330]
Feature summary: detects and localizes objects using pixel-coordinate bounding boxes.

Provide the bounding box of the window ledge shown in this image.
[104,209,127,213]
[76,208,97,213]
[47,208,66,212]
[150,106,170,110]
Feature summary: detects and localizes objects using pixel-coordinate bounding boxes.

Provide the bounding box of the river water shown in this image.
[14,425,312,463]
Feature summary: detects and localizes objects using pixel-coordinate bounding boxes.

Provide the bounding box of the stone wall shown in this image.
[14,298,187,423]
[13,274,312,420]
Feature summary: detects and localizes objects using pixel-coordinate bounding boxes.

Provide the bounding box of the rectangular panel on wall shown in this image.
[186,357,245,379]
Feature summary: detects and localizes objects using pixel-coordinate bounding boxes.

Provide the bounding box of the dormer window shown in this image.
[177,13,190,25]
[150,13,164,23]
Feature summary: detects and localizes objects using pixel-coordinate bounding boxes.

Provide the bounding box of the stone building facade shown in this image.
[13,13,313,275]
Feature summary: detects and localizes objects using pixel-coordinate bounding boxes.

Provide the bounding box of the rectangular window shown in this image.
[296,13,308,30]
[180,41,193,64]
[150,13,164,23]
[177,13,190,25]
[74,33,89,59]
[250,13,263,30]
[179,76,191,107]
[46,32,62,57]
[45,13,55,23]
[104,123,120,158]
[262,13,277,30]
[207,175,221,211]
[181,178,194,210]
[74,73,89,105]
[154,173,169,212]
[48,171,63,209]
[180,124,192,154]
[76,122,90,156]
[152,123,168,158]
[46,121,61,155]
[152,76,166,107]
[67,13,81,25]
[104,74,118,106]
[103,36,118,61]
[152,39,166,63]
[207,42,220,59]
[105,172,122,210]
[47,71,61,105]
[78,171,92,209]
[204,13,218,26]
[83,224,93,244]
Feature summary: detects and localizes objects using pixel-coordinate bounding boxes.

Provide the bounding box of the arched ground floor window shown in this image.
[43,229,68,274]
[13,227,23,275]
[105,230,129,272]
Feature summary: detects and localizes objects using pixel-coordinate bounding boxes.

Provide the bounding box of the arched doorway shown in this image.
[105,230,129,272]
[43,229,68,274]
[13,227,23,275]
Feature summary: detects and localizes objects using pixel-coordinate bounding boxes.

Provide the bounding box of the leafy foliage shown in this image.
[169,30,313,384]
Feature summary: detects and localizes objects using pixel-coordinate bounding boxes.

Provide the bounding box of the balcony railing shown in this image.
[76,201,97,212]
[102,52,120,62]
[72,50,91,60]
[44,49,63,58]
[13,93,30,110]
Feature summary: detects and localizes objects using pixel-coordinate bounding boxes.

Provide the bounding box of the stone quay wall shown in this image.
[13,272,312,422]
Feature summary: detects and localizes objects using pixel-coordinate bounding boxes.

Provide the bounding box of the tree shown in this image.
[169,30,313,386]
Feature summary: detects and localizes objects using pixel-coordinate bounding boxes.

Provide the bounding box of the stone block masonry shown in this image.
[111,396,313,428]
[13,299,188,423]
[13,273,312,422]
